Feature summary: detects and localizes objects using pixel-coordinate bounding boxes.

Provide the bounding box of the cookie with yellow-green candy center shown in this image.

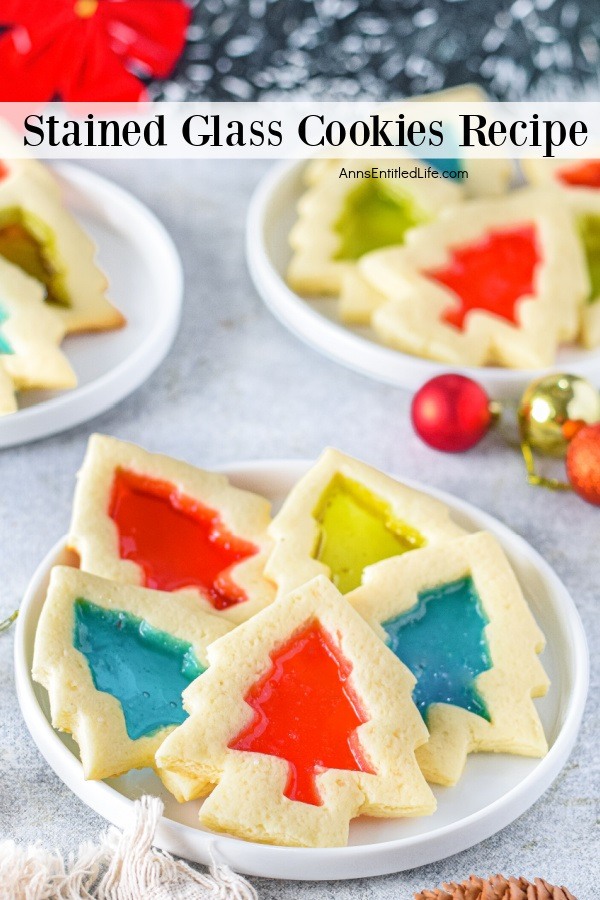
[348,531,549,786]
[0,157,124,333]
[32,566,232,780]
[287,158,462,302]
[0,256,76,415]
[265,448,465,600]
[69,434,277,623]
[156,575,435,848]
[576,202,600,346]
[360,188,588,368]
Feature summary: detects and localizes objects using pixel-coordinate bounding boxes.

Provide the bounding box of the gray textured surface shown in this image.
[0,159,597,898]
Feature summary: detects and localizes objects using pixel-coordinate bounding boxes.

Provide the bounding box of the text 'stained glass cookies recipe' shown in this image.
[34,437,550,847]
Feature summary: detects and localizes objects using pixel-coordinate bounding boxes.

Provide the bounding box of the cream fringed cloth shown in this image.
[0,796,256,900]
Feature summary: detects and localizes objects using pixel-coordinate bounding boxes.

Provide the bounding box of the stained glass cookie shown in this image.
[265,448,465,599]
[68,435,276,623]
[405,84,514,199]
[0,157,124,333]
[0,256,76,414]
[32,566,231,780]
[522,159,600,348]
[575,199,600,347]
[287,158,462,298]
[360,189,588,368]
[349,531,549,786]
[156,575,435,847]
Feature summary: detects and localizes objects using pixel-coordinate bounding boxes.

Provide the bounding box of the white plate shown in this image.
[14,460,588,881]
[0,164,183,448]
[246,161,600,400]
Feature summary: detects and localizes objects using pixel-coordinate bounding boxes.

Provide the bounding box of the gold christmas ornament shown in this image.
[518,373,600,490]
[518,373,600,457]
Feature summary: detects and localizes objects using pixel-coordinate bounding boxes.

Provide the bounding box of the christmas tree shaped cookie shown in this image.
[575,200,600,347]
[69,435,276,623]
[523,159,600,347]
[0,256,76,414]
[287,158,462,299]
[0,157,124,333]
[156,575,435,847]
[408,84,513,199]
[360,189,588,368]
[33,566,231,780]
[349,532,549,785]
[266,448,465,599]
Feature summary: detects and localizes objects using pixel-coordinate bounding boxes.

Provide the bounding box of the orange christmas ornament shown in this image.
[566,423,600,505]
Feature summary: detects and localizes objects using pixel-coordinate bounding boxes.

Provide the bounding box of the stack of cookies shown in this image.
[33,437,550,848]
[0,130,124,416]
[287,85,600,368]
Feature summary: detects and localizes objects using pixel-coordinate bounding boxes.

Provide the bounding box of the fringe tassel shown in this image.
[0,796,257,900]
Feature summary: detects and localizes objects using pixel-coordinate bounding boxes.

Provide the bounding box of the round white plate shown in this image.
[15,460,588,881]
[247,160,600,400]
[0,164,183,448]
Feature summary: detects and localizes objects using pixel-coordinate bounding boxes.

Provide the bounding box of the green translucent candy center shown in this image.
[333,181,426,260]
[579,213,600,303]
[313,475,425,594]
[0,207,70,306]
[73,598,204,741]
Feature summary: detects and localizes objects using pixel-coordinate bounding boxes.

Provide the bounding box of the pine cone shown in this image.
[415,874,577,900]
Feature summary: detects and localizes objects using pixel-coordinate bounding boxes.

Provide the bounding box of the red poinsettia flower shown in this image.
[0,0,191,102]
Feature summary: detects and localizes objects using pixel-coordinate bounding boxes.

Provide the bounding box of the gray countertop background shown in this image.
[0,159,597,898]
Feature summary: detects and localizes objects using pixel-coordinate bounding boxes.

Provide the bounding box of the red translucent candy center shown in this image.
[109,469,257,610]
[229,623,374,806]
[557,160,600,189]
[426,225,540,330]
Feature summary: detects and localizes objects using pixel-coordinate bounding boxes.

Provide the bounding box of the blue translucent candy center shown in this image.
[422,157,464,176]
[73,598,204,740]
[0,304,13,354]
[420,124,463,178]
[383,575,492,722]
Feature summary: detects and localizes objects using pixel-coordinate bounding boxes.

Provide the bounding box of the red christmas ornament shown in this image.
[0,0,190,102]
[566,423,600,506]
[411,374,494,453]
